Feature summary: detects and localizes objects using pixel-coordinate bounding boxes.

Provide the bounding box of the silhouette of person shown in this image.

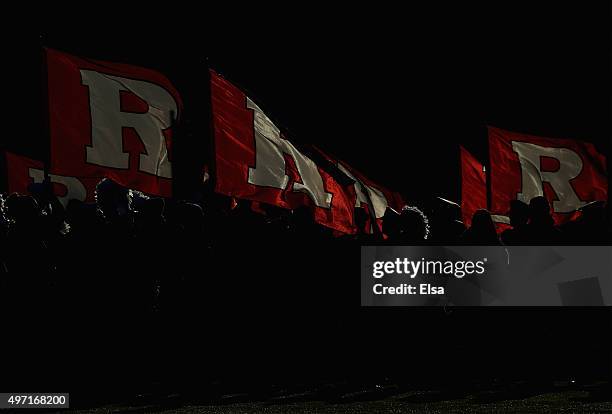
[428,197,466,243]
[384,205,430,243]
[3,194,50,274]
[95,178,133,227]
[501,200,529,245]
[461,209,501,245]
[525,196,561,243]
[560,200,608,243]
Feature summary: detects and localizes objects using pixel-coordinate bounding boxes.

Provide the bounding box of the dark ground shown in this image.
[67,381,612,413]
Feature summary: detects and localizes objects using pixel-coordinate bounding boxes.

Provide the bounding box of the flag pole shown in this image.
[484,126,493,211]
[39,35,53,196]
[204,61,216,197]
[169,109,177,199]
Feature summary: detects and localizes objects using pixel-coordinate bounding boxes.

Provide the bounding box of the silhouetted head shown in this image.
[529,196,553,225]
[65,199,101,232]
[5,194,40,224]
[468,209,498,242]
[508,199,529,228]
[175,201,204,234]
[27,183,51,212]
[428,197,465,242]
[397,205,430,241]
[578,200,606,222]
[134,197,165,231]
[95,178,131,222]
[432,197,462,222]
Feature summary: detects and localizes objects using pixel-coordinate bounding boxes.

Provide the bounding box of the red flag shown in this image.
[210,70,356,234]
[4,152,43,195]
[45,48,182,196]
[4,151,99,207]
[313,147,404,234]
[460,146,487,227]
[489,126,607,224]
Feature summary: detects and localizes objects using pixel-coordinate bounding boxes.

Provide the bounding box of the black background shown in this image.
[0,2,610,404]
[4,2,611,204]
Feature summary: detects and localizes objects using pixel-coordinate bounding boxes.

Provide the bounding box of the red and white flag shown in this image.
[4,151,99,207]
[45,48,182,196]
[210,70,357,234]
[313,147,404,234]
[489,126,607,224]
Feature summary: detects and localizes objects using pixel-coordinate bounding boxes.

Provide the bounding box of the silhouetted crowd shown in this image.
[0,179,612,273]
[0,178,610,396]
[385,195,609,245]
[1,178,610,309]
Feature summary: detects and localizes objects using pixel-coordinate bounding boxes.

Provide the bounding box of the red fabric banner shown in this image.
[4,151,100,207]
[210,70,357,234]
[5,151,43,195]
[489,126,607,224]
[46,48,182,196]
[313,147,404,234]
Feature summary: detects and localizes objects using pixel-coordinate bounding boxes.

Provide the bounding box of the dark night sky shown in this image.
[5,3,611,204]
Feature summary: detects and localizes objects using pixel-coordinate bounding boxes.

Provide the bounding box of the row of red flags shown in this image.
[4,48,404,235]
[2,48,608,234]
